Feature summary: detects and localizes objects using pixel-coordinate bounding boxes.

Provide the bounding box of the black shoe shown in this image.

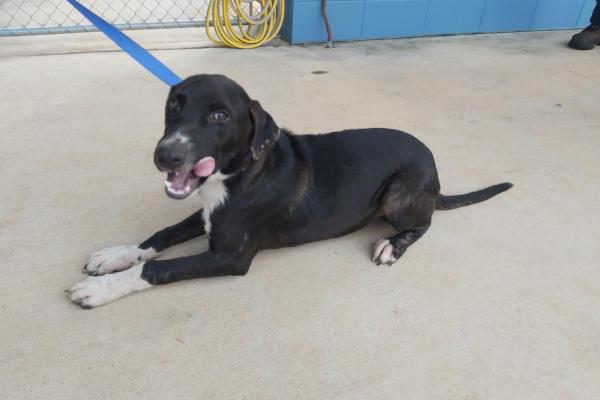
[569,26,600,50]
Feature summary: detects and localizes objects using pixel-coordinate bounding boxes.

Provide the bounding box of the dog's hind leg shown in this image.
[84,209,206,276]
[372,225,430,266]
[371,177,436,266]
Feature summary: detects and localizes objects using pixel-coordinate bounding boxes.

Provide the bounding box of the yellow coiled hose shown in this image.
[205,0,285,48]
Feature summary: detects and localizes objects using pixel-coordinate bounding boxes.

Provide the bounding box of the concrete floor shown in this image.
[1,29,599,399]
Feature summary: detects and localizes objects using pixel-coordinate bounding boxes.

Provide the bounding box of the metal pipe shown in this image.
[321,0,333,47]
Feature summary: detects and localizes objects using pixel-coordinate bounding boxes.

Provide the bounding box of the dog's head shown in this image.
[154,74,279,199]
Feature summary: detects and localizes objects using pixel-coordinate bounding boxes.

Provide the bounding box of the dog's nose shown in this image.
[155,144,186,171]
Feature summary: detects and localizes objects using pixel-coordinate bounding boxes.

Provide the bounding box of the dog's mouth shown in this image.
[164,156,216,199]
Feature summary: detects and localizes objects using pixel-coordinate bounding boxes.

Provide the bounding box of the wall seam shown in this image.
[529,0,542,29]
[359,0,367,38]
[422,0,433,35]
[477,0,488,31]
[575,0,589,26]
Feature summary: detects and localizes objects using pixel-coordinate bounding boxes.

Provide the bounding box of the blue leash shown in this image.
[67,0,182,86]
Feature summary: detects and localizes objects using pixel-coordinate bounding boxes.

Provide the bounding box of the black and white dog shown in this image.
[67,74,512,308]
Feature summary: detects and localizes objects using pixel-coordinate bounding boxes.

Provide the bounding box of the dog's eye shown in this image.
[210,111,229,122]
[167,95,185,115]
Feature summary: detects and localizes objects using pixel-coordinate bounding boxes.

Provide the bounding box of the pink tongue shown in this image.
[193,157,216,177]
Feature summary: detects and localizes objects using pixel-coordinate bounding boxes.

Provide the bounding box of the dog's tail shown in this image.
[435,182,513,210]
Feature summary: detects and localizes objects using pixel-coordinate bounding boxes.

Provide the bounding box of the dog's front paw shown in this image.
[67,264,152,309]
[83,245,157,276]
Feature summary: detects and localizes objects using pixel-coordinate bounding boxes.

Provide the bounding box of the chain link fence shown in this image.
[0,1,209,36]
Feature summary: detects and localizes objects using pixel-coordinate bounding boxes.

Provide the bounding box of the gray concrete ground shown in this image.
[1,29,599,399]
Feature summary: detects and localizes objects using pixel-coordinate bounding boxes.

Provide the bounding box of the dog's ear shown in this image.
[249,100,280,160]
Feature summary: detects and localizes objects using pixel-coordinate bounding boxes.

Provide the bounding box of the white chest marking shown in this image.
[197,171,229,234]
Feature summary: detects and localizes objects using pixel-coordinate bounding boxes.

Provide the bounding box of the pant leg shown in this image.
[591,0,600,26]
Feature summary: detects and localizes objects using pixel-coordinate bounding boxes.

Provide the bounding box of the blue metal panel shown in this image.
[290,1,364,43]
[480,0,539,32]
[281,0,594,44]
[531,0,585,30]
[281,0,295,42]
[288,2,325,42]
[577,0,597,27]
[425,0,486,35]
[362,0,429,38]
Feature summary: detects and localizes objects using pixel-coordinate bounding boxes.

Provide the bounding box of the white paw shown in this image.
[83,245,157,276]
[67,264,152,309]
[372,239,398,266]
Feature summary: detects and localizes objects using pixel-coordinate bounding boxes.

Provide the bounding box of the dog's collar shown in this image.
[251,128,282,160]
[224,128,281,182]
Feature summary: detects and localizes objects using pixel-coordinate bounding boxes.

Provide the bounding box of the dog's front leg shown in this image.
[83,210,206,276]
[141,250,253,285]
[68,245,254,309]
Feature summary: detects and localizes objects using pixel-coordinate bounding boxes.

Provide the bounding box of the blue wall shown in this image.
[282,0,596,44]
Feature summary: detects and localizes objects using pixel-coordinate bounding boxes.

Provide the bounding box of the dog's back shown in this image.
[258,128,441,247]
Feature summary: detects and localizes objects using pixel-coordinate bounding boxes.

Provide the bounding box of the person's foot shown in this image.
[569,26,600,50]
